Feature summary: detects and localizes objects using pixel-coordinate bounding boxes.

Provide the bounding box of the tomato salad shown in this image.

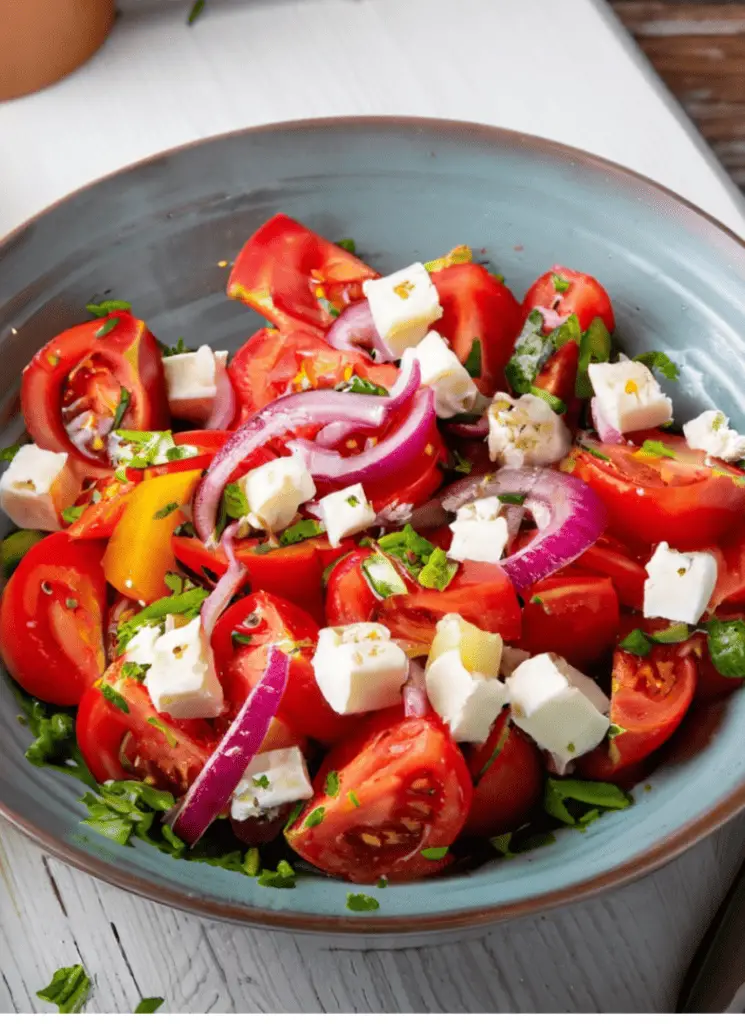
[3,214,745,896]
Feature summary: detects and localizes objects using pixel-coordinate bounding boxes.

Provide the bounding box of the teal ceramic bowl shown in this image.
[2,118,745,935]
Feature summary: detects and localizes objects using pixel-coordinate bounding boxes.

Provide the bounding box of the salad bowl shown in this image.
[2,117,745,935]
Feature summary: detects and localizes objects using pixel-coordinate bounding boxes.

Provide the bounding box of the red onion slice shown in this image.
[200,523,247,638]
[170,646,290,846]
[289,389,436,488]
[326,299,397,363]
[445,416,489,439]
[441,467,607,591]
[313,359,421,448]
[205,358,237,430]
[403,660,430,718]
[534,306,568,331]
[591,397,624,444]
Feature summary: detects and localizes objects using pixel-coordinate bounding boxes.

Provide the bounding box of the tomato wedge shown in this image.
[67,475,139,540]
[21,312,169,469]
[0,532,107,705]
[227,214,379,331]
[286,708,472,883]
[522,266,615,333]
[573,534,648,610]
[521,574,619,670]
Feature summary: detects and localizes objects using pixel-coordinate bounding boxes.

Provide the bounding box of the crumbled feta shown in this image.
[239,455,316,534]
[399,331,479,418]
[487,392,571,467]
[316,483,376,547]
[124,624,162,665]
[425,613,506,742]
[448,495,509,564]
[362,263,443,358]
[162,345,229,425]
[643,541,718,624]
[231,746,313,821]
[506,653,610,771]
[0,444,79,531]
[312,622,409,714]
[683,409,745,463]
[144,616,223,719]
[588,361,673,434]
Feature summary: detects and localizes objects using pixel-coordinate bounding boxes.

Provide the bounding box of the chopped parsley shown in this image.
[0,442,21,463]
[252,774,270,789]
[417,547,458,591]
[116,587,208,654]
[257,860,296,889]
[346,495,360,507]
[619,628,653,657]
[324,771,340,797]
[576,317,612,398]
[579,441,610,461]
[640,439,678,459]
[505,310,552,394]
[453,451,473,475]
[12,685,96,787]
[112,388,131,429]
[36,965,91,1014]
[346,893,380,912]
[552,273,571,294]
[222,482,249,521]
[62,505,84,524]
[378,523,435,575]
[231,631,254,646]
[95,316,120,338]
[336,238,356,253]
[463,338,482,378]
[421,846,449,861]
[348,790,361,808]
[304,806,326,829]
[187,0,206,24]
[650,622,690,644]
[498,492,526,506]
[361,552,408,598]
[135,997,165,1014]
[100,683,130,712]
[633,350,680,381]
[153,501,180,520]
[86,299,131,317]
[146,717,179,748]
[159,338,191,357]
[529,385,567,415]
[112,430,197,470]
[244,847,261,877]
[279,519,325,546]
[548,312,581,349]
[164,571,184,595]
[335,375,389,397]
[544,778,632,828]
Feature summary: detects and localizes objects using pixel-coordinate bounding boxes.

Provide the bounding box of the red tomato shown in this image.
[286,708,473,883]
[67,475,139,540]
[105,595,140,663]
[521,266,615,333]
[228,326,397,424]
[680,617,745,702]
[145,430,231,477]
[579,646,696,777]
[76,660,220,789]
[0,533,107,705]
[707,523,745,613]
[521,574,619,670]
[567,432,745,548]
[21,312,169,469]
[210,592,346,744]
[325,548,522,646]
[430,264,522,394]
[227,214,378,331]
[533,341,579,406]
[573,534,648,610]
[464,710,544,837]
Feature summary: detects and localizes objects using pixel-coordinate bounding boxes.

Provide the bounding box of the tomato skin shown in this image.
[0,533,106,705]
[210,592,347,744]
[227,214,379,332]
[521,574,619,670]
[573,534,648,610]
[567,433,745,548]
[430,264,522,394]
[325,548,522,646]
[286,708,473,883]
[67,476,138,540]
[228,326,397,424]
[21,313,169,468]
[464,711,544,838]
[521,266,615,333]
[580,646,696,776]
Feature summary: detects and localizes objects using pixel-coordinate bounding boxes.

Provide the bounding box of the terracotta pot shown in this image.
[0,0,115,101]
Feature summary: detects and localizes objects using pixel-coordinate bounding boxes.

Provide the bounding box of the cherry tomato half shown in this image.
[521,266,615,333]
[521,574,619,670]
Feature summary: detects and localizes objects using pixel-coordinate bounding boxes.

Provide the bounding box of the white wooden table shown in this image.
[2,0,745,1012]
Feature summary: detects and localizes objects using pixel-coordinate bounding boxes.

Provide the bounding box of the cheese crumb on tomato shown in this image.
[683,409,745,463]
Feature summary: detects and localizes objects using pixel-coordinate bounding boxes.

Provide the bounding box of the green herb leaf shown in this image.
[633,351,680,382]
[36,965,91,1014]
[336,238,356,253]
[650,622,690,645]
[0,442,21,463]
[258,860,296,889]
[135,997,165,1014]
[222,482,249,521]
[12,687,96,788]
[335,374,389,397]
[86,299,131,317]
[579,441,611,462]
[95,316,120,339]
[146,717,178,748]
[284,801,305,831]
[244,847,261,877]
[304,806,326,829]
[548,313,581,350]
[231,630,254,646]
[113,387,131,430]
[62,505,84,524]
[100,683,130,712]
[421,846,449,861]
[116,588,208,654]
[187,0,206,24]
[619,628,653,657]
[159,338,191,358]
[463,338,482,378]
[376,877,389,888]
[552,273,571,294]
[498,492,526,506]
[705,618,745,678]
[576,317,612,398]
[324,770,340,797]
[279,519,325,547]
[1,528,45,576]
[346,893,380,912]
[453,451,472,475]
[164,571,184,596]
[252,774,270,790]
[505,310,553,394]
[153,501,180,521]
[378,523,435,575]
[417,547,458,591]
[490,833,515,858]
[362,552,408,599]
[641,439,678,459]
[544,778,632,827]
[348,790,361,808]
[529,385,567,415]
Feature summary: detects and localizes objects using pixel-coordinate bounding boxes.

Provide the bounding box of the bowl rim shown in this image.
[2,113,745,935]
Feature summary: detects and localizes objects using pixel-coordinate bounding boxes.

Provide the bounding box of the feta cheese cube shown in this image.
[312,622,409,714]
[426,650,507,743]
[399,331,479,418]
[317,483,376,547]
[448,495,509,564]
[144,617,224,719]
[362,263,443,357]
[643,541,717,624]
[239,455,316,534]
[683,409,745,463]
[0,444,79,532]
[588,361,673,434]
[231,746,313,821]
[506,653,610,771]
[124,624,162,666]
[162,345,229,424]
[487,392,571,468]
